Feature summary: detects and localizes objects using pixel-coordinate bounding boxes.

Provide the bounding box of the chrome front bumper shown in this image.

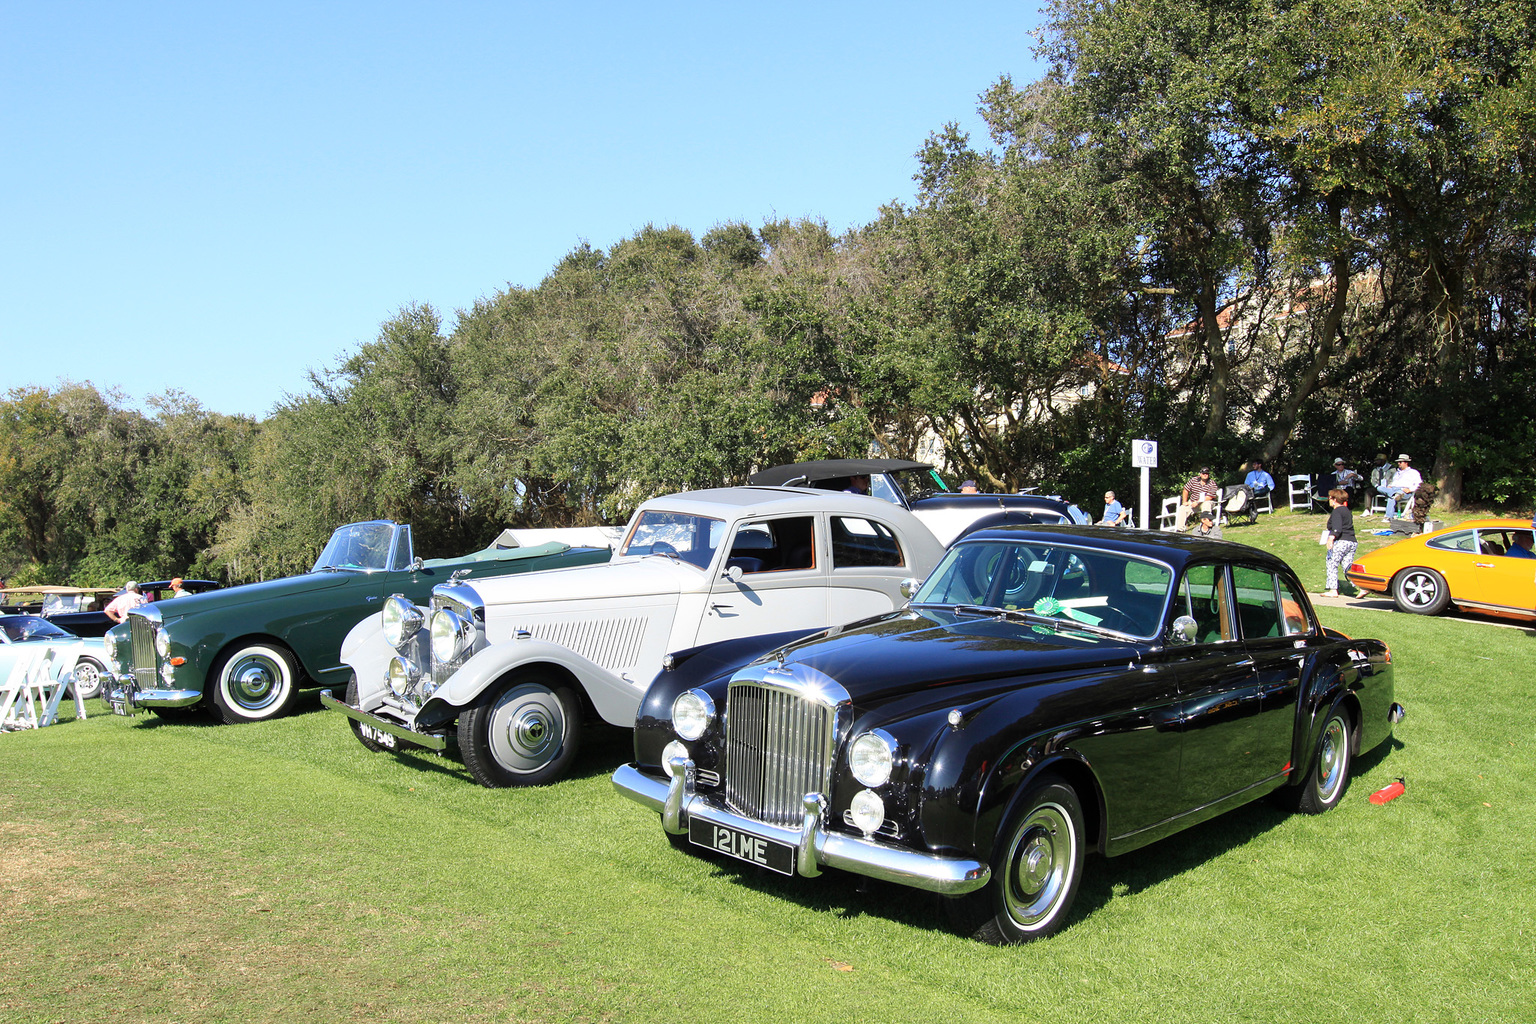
[105,680,202,716]
[611,761,990,896]
[318,689,448,751]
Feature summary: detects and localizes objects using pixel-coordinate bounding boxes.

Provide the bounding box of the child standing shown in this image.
[1322,488,1357,598]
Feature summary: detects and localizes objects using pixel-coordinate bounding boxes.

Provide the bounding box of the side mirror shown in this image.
[410,557,424,572]
[722,565,744,583]
[899,577,921,600]
[1168,615,1198,646]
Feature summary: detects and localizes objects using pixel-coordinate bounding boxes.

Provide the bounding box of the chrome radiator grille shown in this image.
[129,615,159,689]
[724,679,838,827]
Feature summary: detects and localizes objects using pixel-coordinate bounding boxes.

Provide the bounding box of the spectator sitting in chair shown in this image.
[1099,491,1128,526]
[1176,467,1220,535]
[1313,458,1361,509]
[1383,454,1423,518]
[1243,460,1275,498]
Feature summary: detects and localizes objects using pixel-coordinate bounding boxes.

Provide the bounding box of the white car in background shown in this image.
[324,486,946,787]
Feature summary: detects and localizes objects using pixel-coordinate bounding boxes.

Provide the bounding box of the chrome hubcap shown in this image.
[1316,717,1348,802]
[488,684,566,773]
[1403,574,1435,606]
[226,654,284,709]
[1003,803,1075,929]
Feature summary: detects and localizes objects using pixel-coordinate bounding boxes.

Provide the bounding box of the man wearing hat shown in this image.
[1383,454,1423,518]
[1177,467,1221,535]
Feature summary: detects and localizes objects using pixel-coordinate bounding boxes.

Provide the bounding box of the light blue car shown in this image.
[0,615,113,700]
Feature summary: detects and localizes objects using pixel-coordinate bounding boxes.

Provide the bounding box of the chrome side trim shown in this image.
[612,763,990,896]
[319,689,449,751]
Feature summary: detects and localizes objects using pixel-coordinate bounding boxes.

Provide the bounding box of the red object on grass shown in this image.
[1369,778,1406,804]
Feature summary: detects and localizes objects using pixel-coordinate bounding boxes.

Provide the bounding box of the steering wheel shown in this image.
[1092,606,1141,635]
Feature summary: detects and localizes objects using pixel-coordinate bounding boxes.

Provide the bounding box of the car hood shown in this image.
[463,555,699,607]
[763,608,1144,705]
[154,569,354,617]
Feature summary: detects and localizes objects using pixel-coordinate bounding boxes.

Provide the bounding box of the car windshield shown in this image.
[619,510,726,569]
[312,522,398,572]
[1,615,74,643]
[913,539,1174,640]
[40,593,86,615]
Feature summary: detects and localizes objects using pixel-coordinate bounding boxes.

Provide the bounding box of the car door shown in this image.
[1450,529,1536,618]
[825,514,912,624]
[1231,565,1312,787]
[691,515,829,647]
[1166,563,1267,812]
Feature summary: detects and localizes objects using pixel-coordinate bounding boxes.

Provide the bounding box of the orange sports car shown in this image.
[1346,518,1536,620]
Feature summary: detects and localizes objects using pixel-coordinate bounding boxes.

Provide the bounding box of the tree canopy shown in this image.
[5,0,1532,584]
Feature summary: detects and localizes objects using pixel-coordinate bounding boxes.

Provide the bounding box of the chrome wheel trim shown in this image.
[222,652,288,711]
[73,660,101,695]
[1002,802,1076,930]
[486,683,567,774]
[1315,716,1348,804]
[1400,571,1438,608]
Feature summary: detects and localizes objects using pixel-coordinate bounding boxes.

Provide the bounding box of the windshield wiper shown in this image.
[952,603,1135,642]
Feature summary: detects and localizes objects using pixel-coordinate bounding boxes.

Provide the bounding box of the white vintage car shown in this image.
[323,486,946,787]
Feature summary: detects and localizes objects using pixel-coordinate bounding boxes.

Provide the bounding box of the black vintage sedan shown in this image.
[613,525,1404,943]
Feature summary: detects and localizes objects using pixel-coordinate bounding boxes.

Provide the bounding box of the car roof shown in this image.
[636,485,918,520]
[747,459,933,486]
[1427,518,1533,532]
[954,523,1293,572]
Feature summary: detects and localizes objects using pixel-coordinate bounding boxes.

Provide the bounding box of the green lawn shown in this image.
[3,512,1532,1023]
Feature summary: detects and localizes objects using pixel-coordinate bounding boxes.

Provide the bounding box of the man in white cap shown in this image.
[1383,454,1423,518]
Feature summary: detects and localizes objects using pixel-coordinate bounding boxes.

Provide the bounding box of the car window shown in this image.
[913,540,1172,638]
[1427,530,1476,553]
[621,510,726,569]
[868,474,904,506]
[1174,564,1231,643]
[725,516,815,574]
[1276,574,1312,635]
[831,517,903,568]
[1230,566,1309,639]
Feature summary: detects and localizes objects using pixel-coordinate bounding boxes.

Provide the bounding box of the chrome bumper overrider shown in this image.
[318,689,448,751]
[106,682,202,716]
[611,761,990,896]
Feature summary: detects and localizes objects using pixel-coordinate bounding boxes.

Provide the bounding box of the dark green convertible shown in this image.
[105,520,611,724]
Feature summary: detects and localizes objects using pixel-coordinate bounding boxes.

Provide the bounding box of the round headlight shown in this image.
[661,739,690,777]
[671,690,715,741]
[154,629,171,659]
[381,595,424,651]
[849,789,885,835]
[387,656,421,698]
[430,608,473,664]
[849,730,896,788]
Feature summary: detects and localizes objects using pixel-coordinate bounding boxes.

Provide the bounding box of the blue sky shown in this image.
[3,2,1046,418]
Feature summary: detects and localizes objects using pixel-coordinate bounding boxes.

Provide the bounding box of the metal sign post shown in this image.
[1132,440,1158,530]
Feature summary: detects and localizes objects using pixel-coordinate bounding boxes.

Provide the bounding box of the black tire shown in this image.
[345,675,392,754]
[459,673,582,788]
[210,642,300,724]
[946,776,1085,944]
[1279,709,1353,814]
[1391,567,1450,615]
[70,658,107,700]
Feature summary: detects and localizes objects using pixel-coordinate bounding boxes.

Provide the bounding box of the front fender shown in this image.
[339,611,392,706]
[416,638,646,729]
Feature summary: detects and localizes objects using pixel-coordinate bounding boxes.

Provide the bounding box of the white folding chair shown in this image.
[1157,496,1180,532]
[1,648,54,730]
[1287,474,1313,512]
[1252,489,1274,515]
